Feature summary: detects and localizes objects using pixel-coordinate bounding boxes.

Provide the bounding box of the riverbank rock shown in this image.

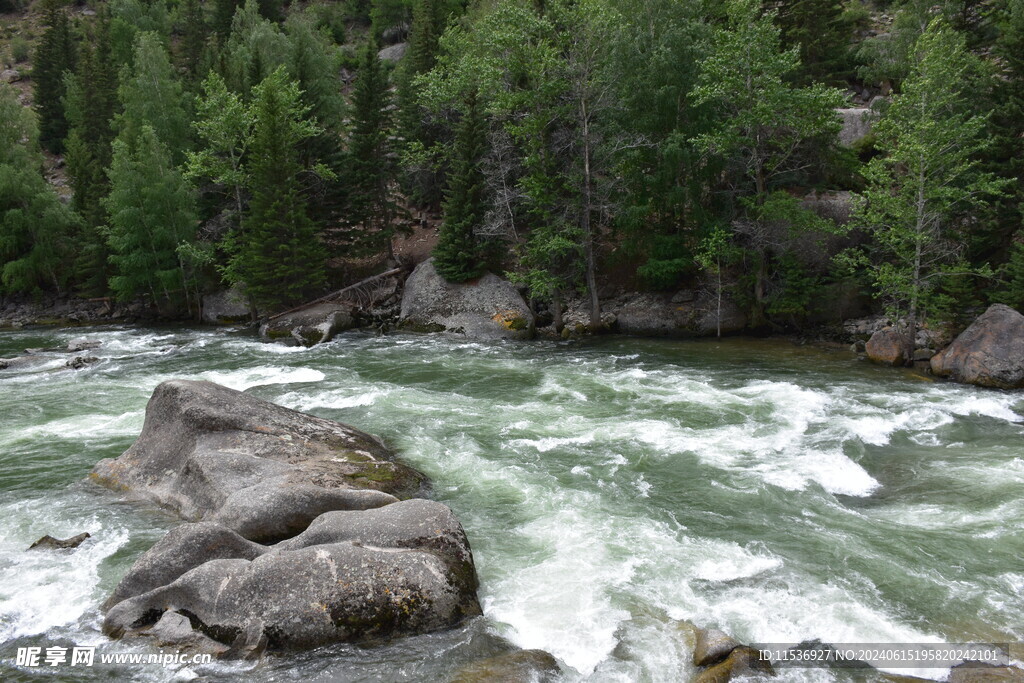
[90,379,427,522]
[399,258,535,340]
[614,291,746,337]
[201,287,251,325]
[450,649,560,683]
[259,303,356,346]
[866,327,907,366]
[28,532,91,550]
[103,499,481,650]
[930,304,1024,389]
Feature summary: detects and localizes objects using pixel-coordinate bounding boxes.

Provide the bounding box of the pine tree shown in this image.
[773,0,853,86]
[178,0,210,81]
[64,9,119,295]
[224,67,326,311]
[0,85,79,294]
[103,125,199,312]
[347,40,400,256]
[434,94,487,281]
[33,0,77,154]
[855,19,1007,362]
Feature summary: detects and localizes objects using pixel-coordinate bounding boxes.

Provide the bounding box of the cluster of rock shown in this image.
[1,337,102,372]
[861,304,1024,389]
[0,296,139,329]
[90,380,482,657]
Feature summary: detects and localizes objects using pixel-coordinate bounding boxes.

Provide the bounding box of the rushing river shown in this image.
[0,326,1021,682]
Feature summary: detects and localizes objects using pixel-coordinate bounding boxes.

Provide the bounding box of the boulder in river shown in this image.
[259,303,356,346]
[28,532,91,550]
[930,304,1024,389]
[103,499,481,649]
[399,258,535,340]
[693,627,741,667]
[694,646,775,683]
[90,379,427,522]
[94,380,479,652]
[866,326,908,366]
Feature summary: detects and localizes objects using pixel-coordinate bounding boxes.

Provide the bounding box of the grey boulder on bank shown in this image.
[91,380,481,652]
[931,304,1024,388]
[399,258,535,340]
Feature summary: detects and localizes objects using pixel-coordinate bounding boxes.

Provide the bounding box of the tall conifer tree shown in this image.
[33,0,77,153]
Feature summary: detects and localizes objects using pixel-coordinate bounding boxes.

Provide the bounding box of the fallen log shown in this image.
[266,267,405,322]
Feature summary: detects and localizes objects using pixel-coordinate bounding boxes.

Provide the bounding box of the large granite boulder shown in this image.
[94,381,480,652]
[90,380,427,522]
[103,499,481,650]
[399,258,534,340]
[615,291,746,337]
[259,303,356,346]
[931,304,1024,388]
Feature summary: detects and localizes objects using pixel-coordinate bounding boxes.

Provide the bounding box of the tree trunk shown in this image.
[580,95,601,330]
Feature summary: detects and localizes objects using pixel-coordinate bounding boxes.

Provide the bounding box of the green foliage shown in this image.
[63,10,119,295]
[33,0,77,154]
[108,0,171,68]
[103,125,199,310]
[222,67,327,311]
[116,32,191,162]
[218,0,289,95]
[347,39,402,255]
[774,0,855,86]
[692,0,843,325]
[852,19,1006,344]
[0,85,78,294]
[993,234,1024,310]
[434,94,487,282]
[176,0,210,80]
[11,36,30,64]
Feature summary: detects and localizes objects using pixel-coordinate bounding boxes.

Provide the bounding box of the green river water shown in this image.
[0,326,1020,682]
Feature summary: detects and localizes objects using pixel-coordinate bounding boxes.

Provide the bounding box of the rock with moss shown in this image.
[90,380,427,521]
[399,258,535,340]
[103,499,481,651]
[259,303,356,346]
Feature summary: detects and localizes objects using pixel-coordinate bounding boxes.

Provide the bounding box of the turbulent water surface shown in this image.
[0,326,1021,682]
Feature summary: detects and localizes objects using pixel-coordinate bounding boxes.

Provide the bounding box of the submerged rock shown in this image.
[90,379,427,521]
[399,258,534,340]
[450,649,560,682]
[103,499,481,650]
[28,532,91,550]
[65,355,98,369]
[259,303,356,346]
[931,304,1024,389]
